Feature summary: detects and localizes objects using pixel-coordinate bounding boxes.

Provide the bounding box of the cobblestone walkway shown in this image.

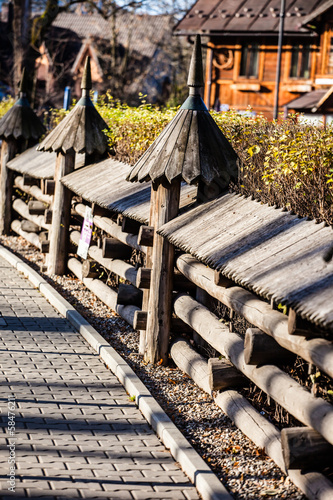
[0,257,200,500]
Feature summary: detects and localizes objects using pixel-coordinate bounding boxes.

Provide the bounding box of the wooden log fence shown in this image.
[173,292,333,447]
[176,253,333,379]
[14,176,53,205]
[2,47,333,499]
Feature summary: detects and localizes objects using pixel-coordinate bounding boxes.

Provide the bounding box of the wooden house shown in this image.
[174,0,333,121]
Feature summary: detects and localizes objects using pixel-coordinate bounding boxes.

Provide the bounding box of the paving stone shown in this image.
[0,256,200,500]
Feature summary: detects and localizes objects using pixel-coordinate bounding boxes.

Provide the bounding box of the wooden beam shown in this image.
[170,338,211,394]
[102,237,132,260]
[145,179,181,364]
[173,292,333,447]
[133,310,192,334]
[28,200,48,215]
[208,358,246,391]
[43,179,55,196]
[11,219,43,251]
[14,176,53,204]
[214,270,234,287]
[288,309,314,336]
[176,254,333,379]
[74,203,145,253]
[12,198,51,230]
[20,220,40,233]
[67,257,140,327]
[281,427,333,470]
[81,260,99,279]
[136,268,151,289]
[44,209,53,224]
[244,328,296,366]
[121,217,141,235]
[23,174,39,186]
[69,230,138,285]
[48,152,75,275]
[117,283,143,308]
[138,225,154,247]
[0,140,16,235]
[215,390,333,500]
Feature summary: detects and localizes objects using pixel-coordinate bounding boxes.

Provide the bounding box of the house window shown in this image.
[239,43,259,78]
[290,44,310,79]
[327,38,333,73]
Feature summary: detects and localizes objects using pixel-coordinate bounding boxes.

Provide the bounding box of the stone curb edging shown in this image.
[0,245,231,500]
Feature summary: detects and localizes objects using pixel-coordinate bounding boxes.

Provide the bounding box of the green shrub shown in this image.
[6,93,331,226]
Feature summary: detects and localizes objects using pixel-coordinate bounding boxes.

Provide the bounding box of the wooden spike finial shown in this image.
[19,68,29,94]
[81,56,92,91]
[187,34,204,88]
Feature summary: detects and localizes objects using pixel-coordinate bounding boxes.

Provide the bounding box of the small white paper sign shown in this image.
[77,206,93,259]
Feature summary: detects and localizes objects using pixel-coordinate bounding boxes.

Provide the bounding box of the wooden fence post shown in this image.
[37,56,109,275]
[0,69,45,235]
[127,35,238,364]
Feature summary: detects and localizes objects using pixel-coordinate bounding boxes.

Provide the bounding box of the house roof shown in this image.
[301,0,333,27]
[286,88,333,111]
[174,0,327,36]
[52,11,171,60]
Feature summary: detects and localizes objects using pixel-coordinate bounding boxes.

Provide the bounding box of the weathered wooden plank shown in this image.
[0,139,16,235]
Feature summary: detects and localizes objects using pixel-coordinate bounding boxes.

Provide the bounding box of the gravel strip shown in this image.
[0,234,306,500]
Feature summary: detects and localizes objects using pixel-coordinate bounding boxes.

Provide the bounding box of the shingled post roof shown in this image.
[0,69,45,141]
[127,35,238,187]
[37,57,109,155]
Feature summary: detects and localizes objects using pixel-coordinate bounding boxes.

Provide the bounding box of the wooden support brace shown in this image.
[170,338,211,394]
[28,200,48,215]
[214,270,234,287]
[0,139,16,235]
[244,328,296,366]
[82,260,99,279]
[43,179,55,195]
[138,225,154,247]
[133,310,192,334]
[137,267,196,292]
[102,237,132,260]
[23,174,39,186]
[121,217,141,235]
[281,427,333,470]
[288,309,315,336]
[44,209,53,224]
[21,220,40,233]
[208,358,247,391]
[117,283,143,308]
[136,268,151,289]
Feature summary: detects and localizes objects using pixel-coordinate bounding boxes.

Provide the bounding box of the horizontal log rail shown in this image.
[14,176,53,205]
[69,230,138,285]
[74,203,145,253]
[170,338,333,500]
[12,198,51,231]
[173,293,333,447]
[176,254,333,379]
[215,391,333,500]
[11,220,49,252]
[67,257,139,327]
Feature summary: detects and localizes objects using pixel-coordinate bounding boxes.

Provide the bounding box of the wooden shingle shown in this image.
[37,57,109,155]
[0,69,45,141]
[127,35,238,188]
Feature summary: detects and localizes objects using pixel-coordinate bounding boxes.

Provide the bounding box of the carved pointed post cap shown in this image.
[187,35,204,89]
[37,54,108,155]
[0,67,45,140]
[81,56,92,91]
